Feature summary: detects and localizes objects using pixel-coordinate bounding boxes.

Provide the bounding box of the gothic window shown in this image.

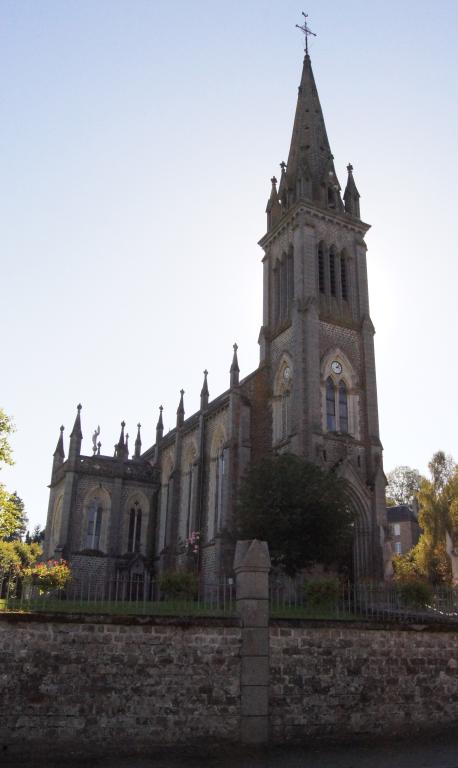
[273,262,280,326]
[127,502,142,553]
[273,361,292,445]
[329,249,336,297]
[339,381,349,433]
[86,500,102,550]
[280,256,288,320]
[287,249,294,309]
[186,466,194,538]
[281,393,289,440]
[318,245,325,294]
[321,352,359,439]
[341,253,348,301]
[326,378,336,431]
[214,448,225,534]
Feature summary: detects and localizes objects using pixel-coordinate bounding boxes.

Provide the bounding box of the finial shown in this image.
[295,11,316,55]
[280,161,287,173]
[97,441,101,456]
[271,176,277,186]
[53,424,65,460]
[200,370,209,410]
[135,423,142,459]
[156,405,164,440]
[177,390,185,426]
[77,403,82,412]
[347,163,354,173]
[230,343,240,388]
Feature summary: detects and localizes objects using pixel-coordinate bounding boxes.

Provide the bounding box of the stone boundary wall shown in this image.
[270,621,458,742]
[0,614,241,758]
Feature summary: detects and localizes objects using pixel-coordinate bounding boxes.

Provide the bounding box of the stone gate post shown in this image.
[234,539,271,744]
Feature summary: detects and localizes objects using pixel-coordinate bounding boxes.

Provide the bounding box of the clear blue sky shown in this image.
[2,0,458,532]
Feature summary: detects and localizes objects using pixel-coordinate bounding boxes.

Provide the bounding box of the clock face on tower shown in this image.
[331,361,342,375]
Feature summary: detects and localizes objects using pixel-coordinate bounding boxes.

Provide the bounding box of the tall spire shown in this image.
[176,390,185,427]
[53,425,65,459]
[344,163,361,218]
[69,404,82,462]
[134,423,142,458]
[116,421,128,460]
[70,404,82,440]
[281,26,342,214]
[230,343,240,388]
[200,370,209,411]
[266,176,281,231]
[156,405,164,444]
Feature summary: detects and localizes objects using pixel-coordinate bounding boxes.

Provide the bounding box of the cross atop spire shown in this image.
[295,12,316,55]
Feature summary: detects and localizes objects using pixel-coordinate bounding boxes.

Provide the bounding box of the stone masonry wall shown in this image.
[270,622,458,742]
[2,612,458,756]
[0,614,241,757]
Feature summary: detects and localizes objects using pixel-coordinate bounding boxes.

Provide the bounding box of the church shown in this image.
[43,26,389,586]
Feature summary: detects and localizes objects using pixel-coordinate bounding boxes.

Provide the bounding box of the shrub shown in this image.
[303,577,340,609]
[396,578,433,608]
[23,560,71,594]
[158,571,198,601]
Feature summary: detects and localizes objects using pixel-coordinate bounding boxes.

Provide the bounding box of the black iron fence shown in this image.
[2,568,458,624]
[0,571,236,617]
[270,577,458,624]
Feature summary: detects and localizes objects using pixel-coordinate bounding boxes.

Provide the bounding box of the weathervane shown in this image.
[296,12,316,55]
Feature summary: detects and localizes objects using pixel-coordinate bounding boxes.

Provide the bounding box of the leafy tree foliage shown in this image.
[236,453,354,576]
[393,451,457,585]
[386,465,423,506]
[0,492,27,541]
[0,409,14,467]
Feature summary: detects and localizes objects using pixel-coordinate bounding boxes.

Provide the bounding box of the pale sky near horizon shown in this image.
[2,0,458,533]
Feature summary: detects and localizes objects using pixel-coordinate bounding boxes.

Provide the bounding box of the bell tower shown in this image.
[258,29,387,579]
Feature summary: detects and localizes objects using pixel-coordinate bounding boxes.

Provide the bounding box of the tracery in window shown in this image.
[321,350,360,439]
[326,377,336,431]
[341,253,348,301]
[318,244,325,294]
[339,381,349,433]
[273,360,293,445]
[127,501,142,553]
[86,500,102,549]
[329,248,337,297]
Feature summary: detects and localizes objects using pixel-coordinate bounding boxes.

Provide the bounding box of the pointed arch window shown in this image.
[318,245,325,294]
[287,249,294,309]
[341,254,348,301]
[281,393,289,440]
[329,249,337,297]
[86,501,102,550]
[338,381,349,433]
[326,378,336,431]
[128,502,142,553]
[214,446,226,534]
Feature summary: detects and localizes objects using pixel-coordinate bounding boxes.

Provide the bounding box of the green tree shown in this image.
[386,465,423,506]
[0,409,14,467]
[236,454,354,576]
[393,451,457,585]
[0,492,27,541]
[0,409,29,542]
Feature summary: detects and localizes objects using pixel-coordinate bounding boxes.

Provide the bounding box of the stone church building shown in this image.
[44,42,388,585]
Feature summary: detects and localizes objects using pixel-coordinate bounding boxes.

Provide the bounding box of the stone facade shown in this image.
[44,44,388,583]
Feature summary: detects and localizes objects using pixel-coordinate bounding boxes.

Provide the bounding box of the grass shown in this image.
[2,597,236,617]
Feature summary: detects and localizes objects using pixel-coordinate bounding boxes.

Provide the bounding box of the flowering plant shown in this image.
[23,559,71,594]
[185,531,200,556]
